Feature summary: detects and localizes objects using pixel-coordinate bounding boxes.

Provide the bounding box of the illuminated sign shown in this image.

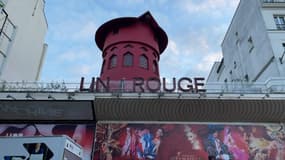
[79,77,206,93]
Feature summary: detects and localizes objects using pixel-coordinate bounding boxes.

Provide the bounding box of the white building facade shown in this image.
[207,0,285,92]
[0,0,47,81]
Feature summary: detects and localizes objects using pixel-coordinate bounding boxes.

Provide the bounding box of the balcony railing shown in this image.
[263,0,285,3]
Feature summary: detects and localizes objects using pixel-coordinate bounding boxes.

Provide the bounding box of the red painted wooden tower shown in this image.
[95,11,168,82]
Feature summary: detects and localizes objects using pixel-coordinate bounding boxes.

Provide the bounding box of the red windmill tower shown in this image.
[94,11,168,92]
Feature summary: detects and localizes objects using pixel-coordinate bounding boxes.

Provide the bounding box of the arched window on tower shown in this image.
[139,55,148,69]
[109,55,117,68]
[123,52,133,67]
[153,61,158,74]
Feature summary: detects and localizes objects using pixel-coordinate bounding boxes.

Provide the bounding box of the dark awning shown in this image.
[94,98,285,122]
[0,92,284,123]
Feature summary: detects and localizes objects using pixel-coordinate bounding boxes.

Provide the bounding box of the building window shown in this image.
[153,61,158,73]
[109,55,117,68]
[139,55,148,69]
[274,16,285,30]
[248,37,254,53]
[123,52,133,67]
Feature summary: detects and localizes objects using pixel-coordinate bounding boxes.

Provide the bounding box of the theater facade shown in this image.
[1,11,285,160]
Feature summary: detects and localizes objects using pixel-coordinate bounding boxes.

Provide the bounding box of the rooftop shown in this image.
[95,11,168,53]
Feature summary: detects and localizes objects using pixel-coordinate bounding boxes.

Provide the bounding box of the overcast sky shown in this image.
[41,0,240,82]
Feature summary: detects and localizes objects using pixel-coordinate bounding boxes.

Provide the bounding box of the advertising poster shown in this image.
[0,124,95,160]
[94,123,285,160]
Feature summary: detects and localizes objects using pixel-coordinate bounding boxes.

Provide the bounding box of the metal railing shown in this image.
[1,80,285,94]
[0,81,75,92]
